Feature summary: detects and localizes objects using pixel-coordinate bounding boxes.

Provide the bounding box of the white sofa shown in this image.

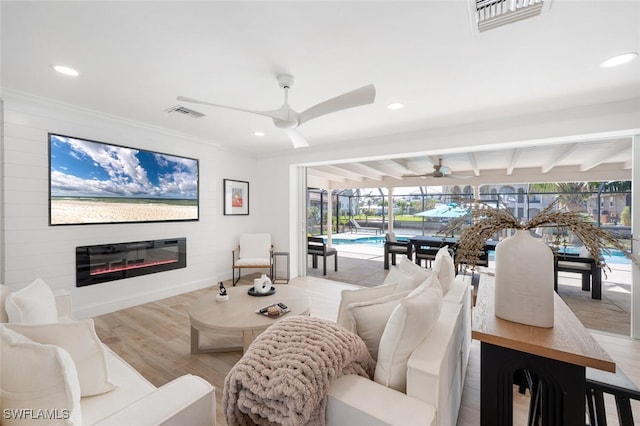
[0,284,216,425]
[326,259,473,426]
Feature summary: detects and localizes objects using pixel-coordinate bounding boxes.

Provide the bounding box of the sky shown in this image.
[49,134,198,199]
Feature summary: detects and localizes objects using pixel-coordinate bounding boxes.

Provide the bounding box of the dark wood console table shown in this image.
[472,274,615,425]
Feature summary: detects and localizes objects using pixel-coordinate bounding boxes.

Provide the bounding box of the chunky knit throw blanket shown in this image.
[223,315,375,426]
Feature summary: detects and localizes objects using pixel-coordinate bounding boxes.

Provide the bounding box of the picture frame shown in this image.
[223,179,249,215]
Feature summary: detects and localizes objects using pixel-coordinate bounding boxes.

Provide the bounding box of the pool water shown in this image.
[328,236,388,245]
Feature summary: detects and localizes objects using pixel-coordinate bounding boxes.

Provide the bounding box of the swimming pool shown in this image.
[325,236,631,264]
[324,235,386,246]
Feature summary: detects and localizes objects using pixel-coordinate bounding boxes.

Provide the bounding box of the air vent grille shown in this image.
[473,0,548,32]
[166,105,205,118]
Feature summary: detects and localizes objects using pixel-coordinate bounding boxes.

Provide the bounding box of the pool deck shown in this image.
[309,232,632,336]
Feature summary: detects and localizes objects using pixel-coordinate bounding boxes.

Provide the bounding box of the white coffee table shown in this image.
[189,285,311,354]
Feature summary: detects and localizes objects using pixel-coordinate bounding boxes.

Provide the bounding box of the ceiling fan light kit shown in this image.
[177,74,376,149]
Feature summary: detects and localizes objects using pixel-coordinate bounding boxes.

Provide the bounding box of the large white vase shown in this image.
[494,229,554,328]
[254,273,273,294]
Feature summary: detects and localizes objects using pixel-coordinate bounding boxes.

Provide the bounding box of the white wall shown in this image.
[1,93,264,318]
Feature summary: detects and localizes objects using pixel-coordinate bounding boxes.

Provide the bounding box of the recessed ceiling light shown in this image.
[52,64,79,77]
[387,102,404,110]
[600,52,638,68]
[254,131,265,137]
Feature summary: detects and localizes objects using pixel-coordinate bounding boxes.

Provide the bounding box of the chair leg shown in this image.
[593,389,607,426]
[582,272,591,291]
[323,256,327,275]
[334,253,338,271]
[586,388,597,426]
[615,396,634,426]
[592,267,602,300]
[233,268,240,286]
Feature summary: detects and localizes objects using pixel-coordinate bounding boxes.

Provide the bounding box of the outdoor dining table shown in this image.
[408,236,499,267]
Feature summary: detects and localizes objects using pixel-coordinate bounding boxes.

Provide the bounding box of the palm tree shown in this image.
[529,182,590,212]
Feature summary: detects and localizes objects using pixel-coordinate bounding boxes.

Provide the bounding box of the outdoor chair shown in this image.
[307,236,338,275]
[585,366,640,426]
[554,247,602,299]
[413,243,442,268]
[349,218,380,235]
[232,233,274,285]
[383,231,412,269]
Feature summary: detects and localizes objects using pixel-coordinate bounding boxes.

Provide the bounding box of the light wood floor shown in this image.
[94,274,640,425]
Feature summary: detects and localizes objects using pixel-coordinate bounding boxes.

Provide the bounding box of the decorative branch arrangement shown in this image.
[440,200,640,274]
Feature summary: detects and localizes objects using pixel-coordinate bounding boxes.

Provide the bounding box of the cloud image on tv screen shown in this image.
[49,133,199,225]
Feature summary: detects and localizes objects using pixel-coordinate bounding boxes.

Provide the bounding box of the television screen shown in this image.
[49,133,199,225]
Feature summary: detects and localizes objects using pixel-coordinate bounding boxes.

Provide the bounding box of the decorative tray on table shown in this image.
[256,302,290,317]
[247,287,276,297]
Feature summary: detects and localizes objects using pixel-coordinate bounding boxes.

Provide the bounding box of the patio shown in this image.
[307,233,632,336]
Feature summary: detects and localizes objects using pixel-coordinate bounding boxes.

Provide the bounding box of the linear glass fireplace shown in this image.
[76,238,186,287]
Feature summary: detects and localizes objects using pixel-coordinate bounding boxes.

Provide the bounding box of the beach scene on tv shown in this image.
[49,134,199,225]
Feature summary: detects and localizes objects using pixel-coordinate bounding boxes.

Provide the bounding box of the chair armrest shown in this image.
[52,289,73,320]
[94,375,216,426]
[327,375,435,426]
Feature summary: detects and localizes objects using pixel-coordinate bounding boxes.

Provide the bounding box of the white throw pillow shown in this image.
[398,256,432,288]
[337,283,398,332]
[0,325,81,425]
[5,278,58,324]
[348,290,411,360]
[5,319,116,397]
[383,267,416,293]
[433,246,456,295]
[374,277,444,393]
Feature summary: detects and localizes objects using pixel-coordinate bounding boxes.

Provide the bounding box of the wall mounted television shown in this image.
[49,133,199,225]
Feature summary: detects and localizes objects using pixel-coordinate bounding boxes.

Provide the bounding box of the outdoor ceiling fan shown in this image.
[177,74,376,149]
[402,158,472,179]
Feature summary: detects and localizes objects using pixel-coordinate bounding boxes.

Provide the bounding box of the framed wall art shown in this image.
[223,179,249,215]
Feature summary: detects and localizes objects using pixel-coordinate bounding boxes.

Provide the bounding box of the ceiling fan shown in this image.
[177,74,376,149]
[402,158,472,179]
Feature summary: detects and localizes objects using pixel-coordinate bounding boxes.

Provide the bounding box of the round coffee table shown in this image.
[189,285,311,354]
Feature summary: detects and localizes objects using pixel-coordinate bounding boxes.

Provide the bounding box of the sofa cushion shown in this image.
[443,274,470,305]
[383,266,416,293]
[5,319,116,397]
[0,325,82,425]
[80,348,156,425]
[374,275,444,393]
[337,283,398,332]
[5,278,58,324]
[398,256,432,288]
[348,290,411,360]
[0,284,11,323]
[433,247,455,295]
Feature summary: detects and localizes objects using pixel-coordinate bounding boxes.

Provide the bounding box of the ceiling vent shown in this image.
[471,0,551,32]
[166,105,205,118]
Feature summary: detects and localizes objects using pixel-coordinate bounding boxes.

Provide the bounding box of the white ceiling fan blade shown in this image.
[401,172,435,178]
[448,173,473,179]
[282,128,310,149]
[298,84,376,125]
[177,96,288,121]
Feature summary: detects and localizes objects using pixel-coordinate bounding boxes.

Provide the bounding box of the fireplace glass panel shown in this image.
[76,238,186,287]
